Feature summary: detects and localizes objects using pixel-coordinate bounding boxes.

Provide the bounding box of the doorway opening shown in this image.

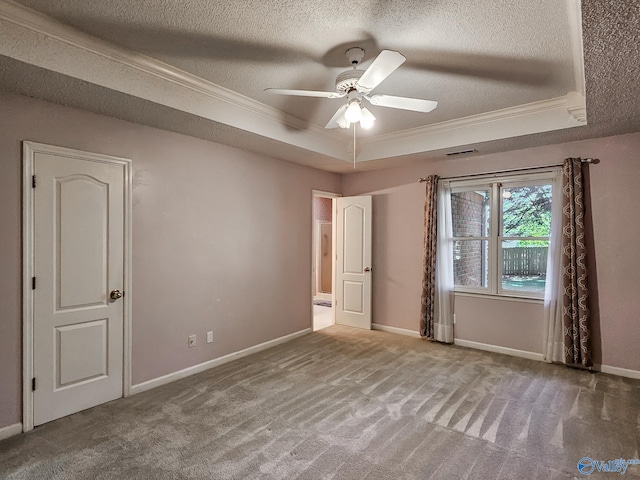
[312,190,339,331]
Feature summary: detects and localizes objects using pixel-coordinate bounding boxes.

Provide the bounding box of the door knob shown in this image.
[110,289,123,300]
[364,267,372,272]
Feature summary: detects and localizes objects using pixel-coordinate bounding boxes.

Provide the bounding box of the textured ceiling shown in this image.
[0,0,639,173]
[9,0,576,136]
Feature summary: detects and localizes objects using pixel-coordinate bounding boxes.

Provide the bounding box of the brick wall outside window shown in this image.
[452,191,487,287]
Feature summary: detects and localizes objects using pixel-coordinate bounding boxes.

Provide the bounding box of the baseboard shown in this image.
[0,423,23,441]
[130,328,312,395]
[454,338,544,362]
[372,323,422,338]
[452,339,640,379]
[594,364,640,380]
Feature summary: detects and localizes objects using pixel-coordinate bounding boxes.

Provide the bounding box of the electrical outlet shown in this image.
[453,314,457,324]
[188,334,196,348]
[207,331,213,344]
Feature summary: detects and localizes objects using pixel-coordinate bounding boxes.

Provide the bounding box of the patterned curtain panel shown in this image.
[420,175,438,338]
[561,158,591,368]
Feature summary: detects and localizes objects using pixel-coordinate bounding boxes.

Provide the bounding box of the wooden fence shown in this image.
[502,247,548,276]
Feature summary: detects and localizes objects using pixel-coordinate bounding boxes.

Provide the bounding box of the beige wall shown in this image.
[343,132,640,371]
[0,91,341,429]
[454,297,544,354]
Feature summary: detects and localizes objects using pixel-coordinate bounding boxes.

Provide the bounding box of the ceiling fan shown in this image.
[266,48,438,130]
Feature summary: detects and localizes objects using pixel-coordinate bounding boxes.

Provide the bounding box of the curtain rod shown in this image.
[418,157,600,183]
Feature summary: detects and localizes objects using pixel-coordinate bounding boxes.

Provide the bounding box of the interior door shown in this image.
[33,150,125,426]
[335,195,372,329]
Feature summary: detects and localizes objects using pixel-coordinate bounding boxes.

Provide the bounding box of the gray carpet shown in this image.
[1,325,639,479]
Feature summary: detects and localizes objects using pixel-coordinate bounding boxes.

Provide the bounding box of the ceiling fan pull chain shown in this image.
[353,123,356,169]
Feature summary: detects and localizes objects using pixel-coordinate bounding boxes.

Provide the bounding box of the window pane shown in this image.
[452,190,490,237]
[502,185,552,237]
[501,240,549,293]
[454,240,488,288]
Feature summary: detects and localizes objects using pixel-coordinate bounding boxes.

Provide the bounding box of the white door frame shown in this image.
[22,141,133,432]
[311,190,340,327]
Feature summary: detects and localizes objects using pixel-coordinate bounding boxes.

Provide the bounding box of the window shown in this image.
[450,171,558,298]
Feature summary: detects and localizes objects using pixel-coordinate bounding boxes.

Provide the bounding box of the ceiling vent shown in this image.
[445,149,478,157]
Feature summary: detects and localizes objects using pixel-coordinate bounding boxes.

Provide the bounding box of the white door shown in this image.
[32,149,126,426]
[335,195,372,329]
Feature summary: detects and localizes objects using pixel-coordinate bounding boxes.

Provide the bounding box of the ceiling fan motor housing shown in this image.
[335,70,365,94]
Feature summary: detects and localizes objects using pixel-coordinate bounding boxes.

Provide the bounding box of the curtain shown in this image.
[434,180,454,343]
[420,176,438,338]
[420,176,454,343]
[543,169,564,362]
[561,158,592,368]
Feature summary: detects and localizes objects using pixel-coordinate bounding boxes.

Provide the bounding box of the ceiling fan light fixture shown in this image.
[360,107,375,129]
[336,113,351,129]
[345,100,362,123]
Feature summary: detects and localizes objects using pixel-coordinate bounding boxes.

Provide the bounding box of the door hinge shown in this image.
[32,175,36,188]
[32,277,36,290]
[32,377,36,391]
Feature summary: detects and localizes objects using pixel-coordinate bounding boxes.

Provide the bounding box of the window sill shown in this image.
[454,291,544,304]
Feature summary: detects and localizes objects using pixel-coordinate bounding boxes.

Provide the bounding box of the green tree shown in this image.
[502,185,551,245]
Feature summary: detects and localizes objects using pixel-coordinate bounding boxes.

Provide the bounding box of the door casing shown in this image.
[22,141,133,432]
[311,190,340,328]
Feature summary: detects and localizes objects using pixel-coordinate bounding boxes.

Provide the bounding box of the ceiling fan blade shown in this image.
[265,88,344,99]
[366,94,438,112]
[355,50,406,93]
[325,105,349,129]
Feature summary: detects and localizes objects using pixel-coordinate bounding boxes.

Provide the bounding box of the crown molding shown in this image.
[0,1,271,120]
[566,91,587,123]
[364,96,571,144]
[0,0,588,165]
[567,0,586,99]
[357,93,586,162]
[0,0,348,160]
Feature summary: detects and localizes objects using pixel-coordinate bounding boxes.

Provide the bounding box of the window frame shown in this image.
[449,170,560,300]
[450,182,492,294]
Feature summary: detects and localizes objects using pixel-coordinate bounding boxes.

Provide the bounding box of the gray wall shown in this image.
[343,132,640,370]
[0,91,341,429]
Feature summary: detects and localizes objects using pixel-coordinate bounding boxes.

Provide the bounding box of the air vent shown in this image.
[445,149,478,157]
